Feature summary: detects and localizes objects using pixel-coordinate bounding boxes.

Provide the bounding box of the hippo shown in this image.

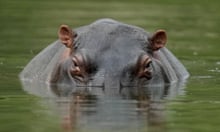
[19,19,189,92]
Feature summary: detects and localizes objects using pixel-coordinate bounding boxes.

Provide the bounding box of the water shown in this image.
[1,0,220,132]
[19,79,186,132]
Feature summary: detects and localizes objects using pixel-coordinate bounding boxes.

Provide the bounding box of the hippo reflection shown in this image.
[20,78,186,132]
[20,19,189,90]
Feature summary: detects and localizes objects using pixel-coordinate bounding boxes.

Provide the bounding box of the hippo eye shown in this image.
[145,61,152,68]
[136,55,152,80]
[70,56,86,81]
[71,57,81,75]
[72,57,79,67]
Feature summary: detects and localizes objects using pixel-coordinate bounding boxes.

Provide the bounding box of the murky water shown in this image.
[1,0,220,132]
[5,66,220,132]
[19,79,187,132]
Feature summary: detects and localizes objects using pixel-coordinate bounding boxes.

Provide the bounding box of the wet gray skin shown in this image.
[19,19,189,92]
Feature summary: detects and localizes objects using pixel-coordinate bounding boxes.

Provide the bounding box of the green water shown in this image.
[0,0,220,132]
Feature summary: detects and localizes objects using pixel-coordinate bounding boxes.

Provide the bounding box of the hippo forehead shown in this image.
[74,19,152,69]
[75,19,150,48]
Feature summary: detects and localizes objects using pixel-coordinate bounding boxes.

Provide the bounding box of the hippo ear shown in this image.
[149,30,167,51]
[58,25,76,48]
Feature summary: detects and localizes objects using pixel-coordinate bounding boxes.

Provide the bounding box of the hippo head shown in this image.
[50,19,187,90]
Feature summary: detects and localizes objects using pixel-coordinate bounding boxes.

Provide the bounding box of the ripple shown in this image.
[208,68,220,73]
[192,100,220,104]
[192,76,213,79]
